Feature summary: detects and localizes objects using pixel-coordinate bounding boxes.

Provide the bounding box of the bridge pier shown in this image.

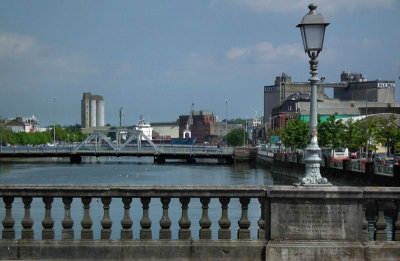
[154,156,165,164]
[70,154,82,164]
[186,157,196,164]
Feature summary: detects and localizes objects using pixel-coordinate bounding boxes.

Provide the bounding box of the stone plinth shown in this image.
[266,241,364,261]
[266,186,364,260]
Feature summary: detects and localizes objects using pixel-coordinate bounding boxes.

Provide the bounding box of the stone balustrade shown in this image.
[1,185,400,261]
[1,185,266,241]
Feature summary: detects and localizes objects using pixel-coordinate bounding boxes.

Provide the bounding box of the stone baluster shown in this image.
[62,197,74,240]
[81,197,93,239]
[178,197,191,240]
[257,197,265,240]
[101,197,112,239]
[140,197,152,239]
[361,200,369,241]
[2,196,15,239]
[21,197,34,239]
[238,197,250,239]
[42,197,54,240]
[199,197,212,239]
[159,197,171,239]
[218,197,231,239]
[121,197,133,240]
[394,200,400,241]
[375,200,387,241]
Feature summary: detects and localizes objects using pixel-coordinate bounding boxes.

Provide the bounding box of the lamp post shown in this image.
[53,97,56,145]
[225,99,228,136]
[297,4,330,185]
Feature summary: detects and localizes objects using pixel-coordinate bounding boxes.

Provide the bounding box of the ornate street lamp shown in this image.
[297,4,330,185]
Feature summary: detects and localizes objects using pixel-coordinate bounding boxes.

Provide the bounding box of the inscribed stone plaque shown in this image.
[270,199,360,241]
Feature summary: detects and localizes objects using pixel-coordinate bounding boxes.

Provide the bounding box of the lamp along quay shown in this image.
[297,4,330,185]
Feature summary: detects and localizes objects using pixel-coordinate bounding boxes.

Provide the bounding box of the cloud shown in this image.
[361,39,383,50]
[0,31,99,92]
[218,0,396,13]
[165,41,305,82]
[225,42,304,63]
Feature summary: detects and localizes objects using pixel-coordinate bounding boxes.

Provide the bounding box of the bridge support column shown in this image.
[186,157,196,164]
[70,154,82,164]
[154,156,165,164]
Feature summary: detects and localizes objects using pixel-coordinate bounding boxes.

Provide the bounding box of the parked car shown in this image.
[374,153,394,167]
[394,154,400,166]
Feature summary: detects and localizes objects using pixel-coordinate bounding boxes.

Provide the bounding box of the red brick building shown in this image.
[179,111,217,143]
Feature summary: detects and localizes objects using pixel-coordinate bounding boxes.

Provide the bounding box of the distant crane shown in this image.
[183,103,194,138]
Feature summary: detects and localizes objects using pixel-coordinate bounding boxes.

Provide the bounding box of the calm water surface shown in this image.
[0,157,294,186]
[0,157,297,240]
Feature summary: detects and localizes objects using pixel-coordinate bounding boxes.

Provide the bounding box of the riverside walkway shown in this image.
[1,185,399,260]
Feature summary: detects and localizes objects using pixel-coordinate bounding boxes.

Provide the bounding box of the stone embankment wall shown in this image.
[257,150,400,186]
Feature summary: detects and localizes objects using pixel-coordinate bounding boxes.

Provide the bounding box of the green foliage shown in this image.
[1,124,86,145]
[1,130,52,145]
[372,115,400,154]
[227,118,257,126]
[317,115,346,149]
[281,117,308,151]
[266,128,281,142]
[343,119,368,152]
[278,114,400,154]
[225,128,248,147]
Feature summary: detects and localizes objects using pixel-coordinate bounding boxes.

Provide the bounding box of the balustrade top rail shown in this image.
[0,185,265,198]
[1,184,399,198]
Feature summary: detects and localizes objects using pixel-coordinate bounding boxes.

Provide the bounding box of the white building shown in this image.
[6,115,42,133]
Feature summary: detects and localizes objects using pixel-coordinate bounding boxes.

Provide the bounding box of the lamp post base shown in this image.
[298,133,331,186]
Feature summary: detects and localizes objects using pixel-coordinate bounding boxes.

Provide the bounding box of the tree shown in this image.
[281,117,308,151]
[373,115,400,154]
[317,115,346,149]
[343,119,368,152]
[225,128,248,147]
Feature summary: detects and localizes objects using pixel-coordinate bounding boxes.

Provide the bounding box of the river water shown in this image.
[0,157,297,240]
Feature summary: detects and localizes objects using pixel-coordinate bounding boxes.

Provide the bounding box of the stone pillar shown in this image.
[238,197,250,239]
[178,197,191,240]
[21,197,34,239]
[375,200,387,241]
[159,197,172,239]
[42,197,55,240]
[62,197,74,240]
[361,200,369,242]
[257,197,265,240]
[81,197,93,240]
[101,197,112,240]
[199,197,212,239]
[218,197,231,239]
[121,197,133,240]
[394,200,400,241]
[2,196,15,239]
[140,197,152,239]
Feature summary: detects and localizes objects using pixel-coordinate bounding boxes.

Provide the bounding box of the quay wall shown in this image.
[256,150,400,186]
[1,185,400,261]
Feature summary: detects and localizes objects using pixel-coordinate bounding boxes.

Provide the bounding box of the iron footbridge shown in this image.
[0,129,234,164]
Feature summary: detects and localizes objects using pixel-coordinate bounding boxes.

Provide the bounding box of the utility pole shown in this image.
[225,99,228,136]
[53,97,56,145]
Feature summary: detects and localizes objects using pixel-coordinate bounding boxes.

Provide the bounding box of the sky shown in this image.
[0,0,399,126]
